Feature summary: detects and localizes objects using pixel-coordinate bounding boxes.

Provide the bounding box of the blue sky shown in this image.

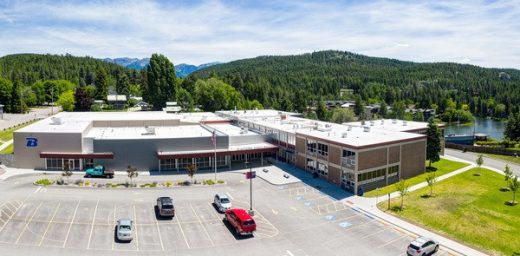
[0,0,519,68]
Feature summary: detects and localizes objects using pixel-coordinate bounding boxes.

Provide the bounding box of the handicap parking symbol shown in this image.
[304,201,312,206]
[338,221,352,228]
[296,196,304,201]
[325,215,335,221]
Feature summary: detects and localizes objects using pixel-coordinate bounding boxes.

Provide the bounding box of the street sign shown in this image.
[246,171,256,179]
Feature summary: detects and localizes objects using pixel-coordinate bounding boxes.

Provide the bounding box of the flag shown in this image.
[211,129,216,146]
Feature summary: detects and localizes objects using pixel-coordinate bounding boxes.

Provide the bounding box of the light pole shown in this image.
[245,161,254,216]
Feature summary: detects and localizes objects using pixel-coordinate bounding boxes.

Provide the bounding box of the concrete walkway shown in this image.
[0,139,13,152]
[346,155,503,256]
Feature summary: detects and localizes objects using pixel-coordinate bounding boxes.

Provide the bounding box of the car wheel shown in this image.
[235,227,239,235]
[86,174,91,178]
[434,245,439,252]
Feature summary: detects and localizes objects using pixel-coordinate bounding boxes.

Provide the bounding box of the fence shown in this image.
[446,143,520,156]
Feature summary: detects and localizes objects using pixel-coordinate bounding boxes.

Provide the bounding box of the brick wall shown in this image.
[358,148,387,171]
[329,146,341,165]
[389,146,400,164]
[328,165,341,185]
[401,140,426,178]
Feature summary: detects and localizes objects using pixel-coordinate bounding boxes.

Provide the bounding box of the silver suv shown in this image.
[156,197,175,217]
[213,193,232,212]
[407,237,439,256]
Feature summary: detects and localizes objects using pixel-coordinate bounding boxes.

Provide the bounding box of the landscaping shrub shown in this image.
[84,180,91,186]
[217,180,225,184]
[74,179,84,186]
[164,181,173,187]
[35,178,53,186]
[183,180,191,186]
[56,178,65,185]
[205,179,215,185]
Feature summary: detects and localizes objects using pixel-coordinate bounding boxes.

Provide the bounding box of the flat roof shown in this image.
[17,111,225,134]
[86,125,212,140]
[344,119,429,132]
[217,109,300,119]
[296,124,425,149]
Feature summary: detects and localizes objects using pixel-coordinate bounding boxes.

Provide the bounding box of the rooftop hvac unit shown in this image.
[50,117,62,125]
[392,119,397,124]
[240,127,248,134]
[403,121,407,126]
[381,120,385,125]
[142,126,156,135]
[363,126,371,132]
[347,125,352,131]
[370,120,375,126]
[341,132,348,138]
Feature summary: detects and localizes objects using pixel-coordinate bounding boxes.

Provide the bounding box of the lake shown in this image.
[444,117,505,140]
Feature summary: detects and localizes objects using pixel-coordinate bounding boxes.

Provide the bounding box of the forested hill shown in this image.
[192,50,520,117]
[0,53,134,86]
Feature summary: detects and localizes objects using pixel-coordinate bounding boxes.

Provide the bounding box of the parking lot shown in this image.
[0,171,452,255]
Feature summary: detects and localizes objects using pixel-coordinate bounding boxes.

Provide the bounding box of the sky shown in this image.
[0,0,519,68]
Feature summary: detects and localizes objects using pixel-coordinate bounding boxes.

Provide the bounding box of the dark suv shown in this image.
[156,197,175,218]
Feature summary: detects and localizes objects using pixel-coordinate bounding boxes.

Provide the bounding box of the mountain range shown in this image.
[102,57,220,77]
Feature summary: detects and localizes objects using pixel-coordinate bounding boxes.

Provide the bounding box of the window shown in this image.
[358,167,386,184]
[388,165,399,177]
[318,162,328,176]
[160,159,175,171]
[317,143,328,156]
[306,158,316,171]
[195,157,211,169]
[342,150,356,157]
[46,158,63,170]
[307,139,317,153]
[178,158,193,170]
[216,156,227,166]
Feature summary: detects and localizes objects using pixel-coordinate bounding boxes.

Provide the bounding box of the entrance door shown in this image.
[65,159,81,171]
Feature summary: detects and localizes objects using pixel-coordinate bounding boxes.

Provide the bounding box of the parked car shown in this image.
[116,218,133,242]
[213,193,232,212]
[156,197,175,217]
[224,208,256,236]
[85,165,114,178]
[407,237,439,256]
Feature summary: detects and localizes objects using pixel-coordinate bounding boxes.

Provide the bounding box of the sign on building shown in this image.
[26,138,38,147]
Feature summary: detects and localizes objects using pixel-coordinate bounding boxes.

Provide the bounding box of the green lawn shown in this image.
[364,158,469,197]
[484,153,520,165]
[0,143,13,154]
[379,168,520,255]
[0,121,38,142]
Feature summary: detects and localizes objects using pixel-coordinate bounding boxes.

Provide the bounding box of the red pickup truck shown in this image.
[224,208,256,236]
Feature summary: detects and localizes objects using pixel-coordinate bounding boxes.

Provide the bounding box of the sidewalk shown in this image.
[0,139,13,152]
[347,154,500,256]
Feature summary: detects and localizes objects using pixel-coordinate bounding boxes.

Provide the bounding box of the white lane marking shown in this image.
[286,250,295,256]
[190,204,214,246]
[176,212,191,249]
[133,205,139,251]
[112,204,116,250]
[33,187,41,194]
[226,192,234,200]
[87,200,99,249]
[62,201,81,248]
[377,234,408,248]
[361,227,391,240]
[39,202,61,246]
[272,209,279,215]
[154,213,165,251]
[15,202,43,244]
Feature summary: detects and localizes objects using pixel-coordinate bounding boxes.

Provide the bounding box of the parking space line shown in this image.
[15,202,43,244]
[86,200,99,249]
[154,213,165,251]
[62,201,80,248]
[4,202,16,213]
[0,201,24,234]
[39,202,61,246]
[190,204,214,247]
[112,204,116,250]
[377,234,408,249]
[226,192,234,200]
[133,205,139,251]
[176,213,190,249]
[360,226,392,240]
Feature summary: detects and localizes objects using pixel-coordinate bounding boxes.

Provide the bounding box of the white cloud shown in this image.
[0,0,518,68]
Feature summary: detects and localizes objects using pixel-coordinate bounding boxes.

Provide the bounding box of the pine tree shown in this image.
[116,72,130,98]
[94,68,108,100]
[147,54,177,110]
[74,86,92,111]
[426,117,441,168]
[10,79,25,113]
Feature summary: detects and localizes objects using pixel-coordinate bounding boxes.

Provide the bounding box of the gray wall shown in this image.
[229,134,268,146]
[14,132,83,169]
[93,135,229,171]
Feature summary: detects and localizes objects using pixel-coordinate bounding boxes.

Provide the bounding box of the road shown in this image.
[445,148,520,176]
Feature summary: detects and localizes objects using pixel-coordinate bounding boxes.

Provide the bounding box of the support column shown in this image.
[261,153,264,166]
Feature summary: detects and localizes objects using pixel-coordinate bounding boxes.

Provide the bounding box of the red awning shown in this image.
[40,152,114,159]
[157,145,278,160]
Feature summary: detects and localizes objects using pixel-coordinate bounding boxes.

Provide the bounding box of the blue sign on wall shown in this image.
[26,138,38,147]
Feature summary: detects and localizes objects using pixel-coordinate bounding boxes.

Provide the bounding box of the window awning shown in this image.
[40,152,114,159]
[157,143,278,160]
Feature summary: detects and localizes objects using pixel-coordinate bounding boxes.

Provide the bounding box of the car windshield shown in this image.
[409,244,420,250]
[119,225,131,231]
[243,220,255,226]
[220,198,230,203]
[162,204,173,209]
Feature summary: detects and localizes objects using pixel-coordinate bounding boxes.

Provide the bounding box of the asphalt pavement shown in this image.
[445,148,520,176]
